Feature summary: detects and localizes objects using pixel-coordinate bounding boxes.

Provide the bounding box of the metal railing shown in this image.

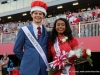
[71,22,100,38]
[0,22,100,44]
[0,32,17,44]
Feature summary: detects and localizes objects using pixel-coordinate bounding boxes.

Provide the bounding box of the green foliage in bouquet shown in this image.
[48,67,58,75]
[74,56,93,67]
[86,56,93,66]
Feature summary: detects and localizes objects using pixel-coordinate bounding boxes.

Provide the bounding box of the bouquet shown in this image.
[67,48,93,65]
[48,48,93,75]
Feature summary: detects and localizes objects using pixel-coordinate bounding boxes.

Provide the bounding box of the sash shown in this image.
[54,39,60,56]
[54,38,71,75]
[22,26,49,69]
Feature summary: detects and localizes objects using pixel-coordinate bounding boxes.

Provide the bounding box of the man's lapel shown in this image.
[29,24,48,46]
[29,24,37,40]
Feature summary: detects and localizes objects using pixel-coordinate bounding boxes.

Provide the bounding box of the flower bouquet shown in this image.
[48,48,93,75]
[67,48,93,66]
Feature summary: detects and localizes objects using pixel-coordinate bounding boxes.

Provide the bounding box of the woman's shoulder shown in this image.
[48,38,54,47]
[70,36,78,41]
[69,37,78,49]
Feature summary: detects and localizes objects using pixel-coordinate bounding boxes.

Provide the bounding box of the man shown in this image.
[13,0,49,75]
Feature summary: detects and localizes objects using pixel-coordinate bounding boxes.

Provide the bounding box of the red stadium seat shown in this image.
[11,70,19,75]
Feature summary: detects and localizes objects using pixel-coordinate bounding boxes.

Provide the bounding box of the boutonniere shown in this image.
[61,36,68,42]
[46,27,52,32]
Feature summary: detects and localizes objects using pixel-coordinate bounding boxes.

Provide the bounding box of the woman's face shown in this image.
[3,53,7,57]
[55,20,66,35]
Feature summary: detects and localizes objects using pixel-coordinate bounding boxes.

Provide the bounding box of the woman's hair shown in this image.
[50,18,73,44]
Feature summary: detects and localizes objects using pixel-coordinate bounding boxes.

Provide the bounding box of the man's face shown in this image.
[31,11,45,24]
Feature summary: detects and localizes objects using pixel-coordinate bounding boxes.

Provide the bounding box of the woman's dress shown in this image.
[48,36,78,75]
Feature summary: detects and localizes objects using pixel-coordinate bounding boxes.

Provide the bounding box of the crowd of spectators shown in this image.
[43,6,100,27]
[0,6,100,44]
[0,20,31,34]
[1,6,100,32]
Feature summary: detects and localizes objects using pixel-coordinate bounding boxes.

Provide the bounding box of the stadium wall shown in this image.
[0,36,100,55]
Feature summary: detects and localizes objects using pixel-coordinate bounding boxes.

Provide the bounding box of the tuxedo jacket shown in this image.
[13,24,49,75]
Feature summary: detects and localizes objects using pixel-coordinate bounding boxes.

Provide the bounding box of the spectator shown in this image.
[0,60,2,75]
[87,7,91,11]
[78,15,83,21]
[1,52,9,75]
[7,60,14,75]
[69,14,76,25]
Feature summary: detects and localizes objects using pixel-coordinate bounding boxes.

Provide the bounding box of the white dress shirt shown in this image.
[32,22,42,39]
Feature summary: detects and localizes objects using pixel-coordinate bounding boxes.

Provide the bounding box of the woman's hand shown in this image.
[63,60,72,66]
[63,60,68,65]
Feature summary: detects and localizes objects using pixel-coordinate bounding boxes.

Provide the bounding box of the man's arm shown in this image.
[13,28,25,60]
[1,57,9,66]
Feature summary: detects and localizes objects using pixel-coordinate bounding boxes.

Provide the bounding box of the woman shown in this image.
[0,60,2,75]
[48,18,78,75]
[1,52,9,75]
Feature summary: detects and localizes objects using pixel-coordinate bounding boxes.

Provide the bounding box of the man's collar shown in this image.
[32,22,42,29]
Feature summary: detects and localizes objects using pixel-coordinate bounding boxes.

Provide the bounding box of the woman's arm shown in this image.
[69,37,78,49]
[1,57,9,66]
[48,38,53,62]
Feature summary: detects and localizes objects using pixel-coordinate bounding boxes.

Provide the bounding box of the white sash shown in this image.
[22,26,49,69]
[54,38,71,75]
[54,38,61,56]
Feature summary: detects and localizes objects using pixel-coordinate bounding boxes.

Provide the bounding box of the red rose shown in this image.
[68,55,77,63]
[82,49,88,58]
[82,53,88,58]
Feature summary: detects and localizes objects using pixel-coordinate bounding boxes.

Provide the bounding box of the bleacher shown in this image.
[0,7,100,44]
